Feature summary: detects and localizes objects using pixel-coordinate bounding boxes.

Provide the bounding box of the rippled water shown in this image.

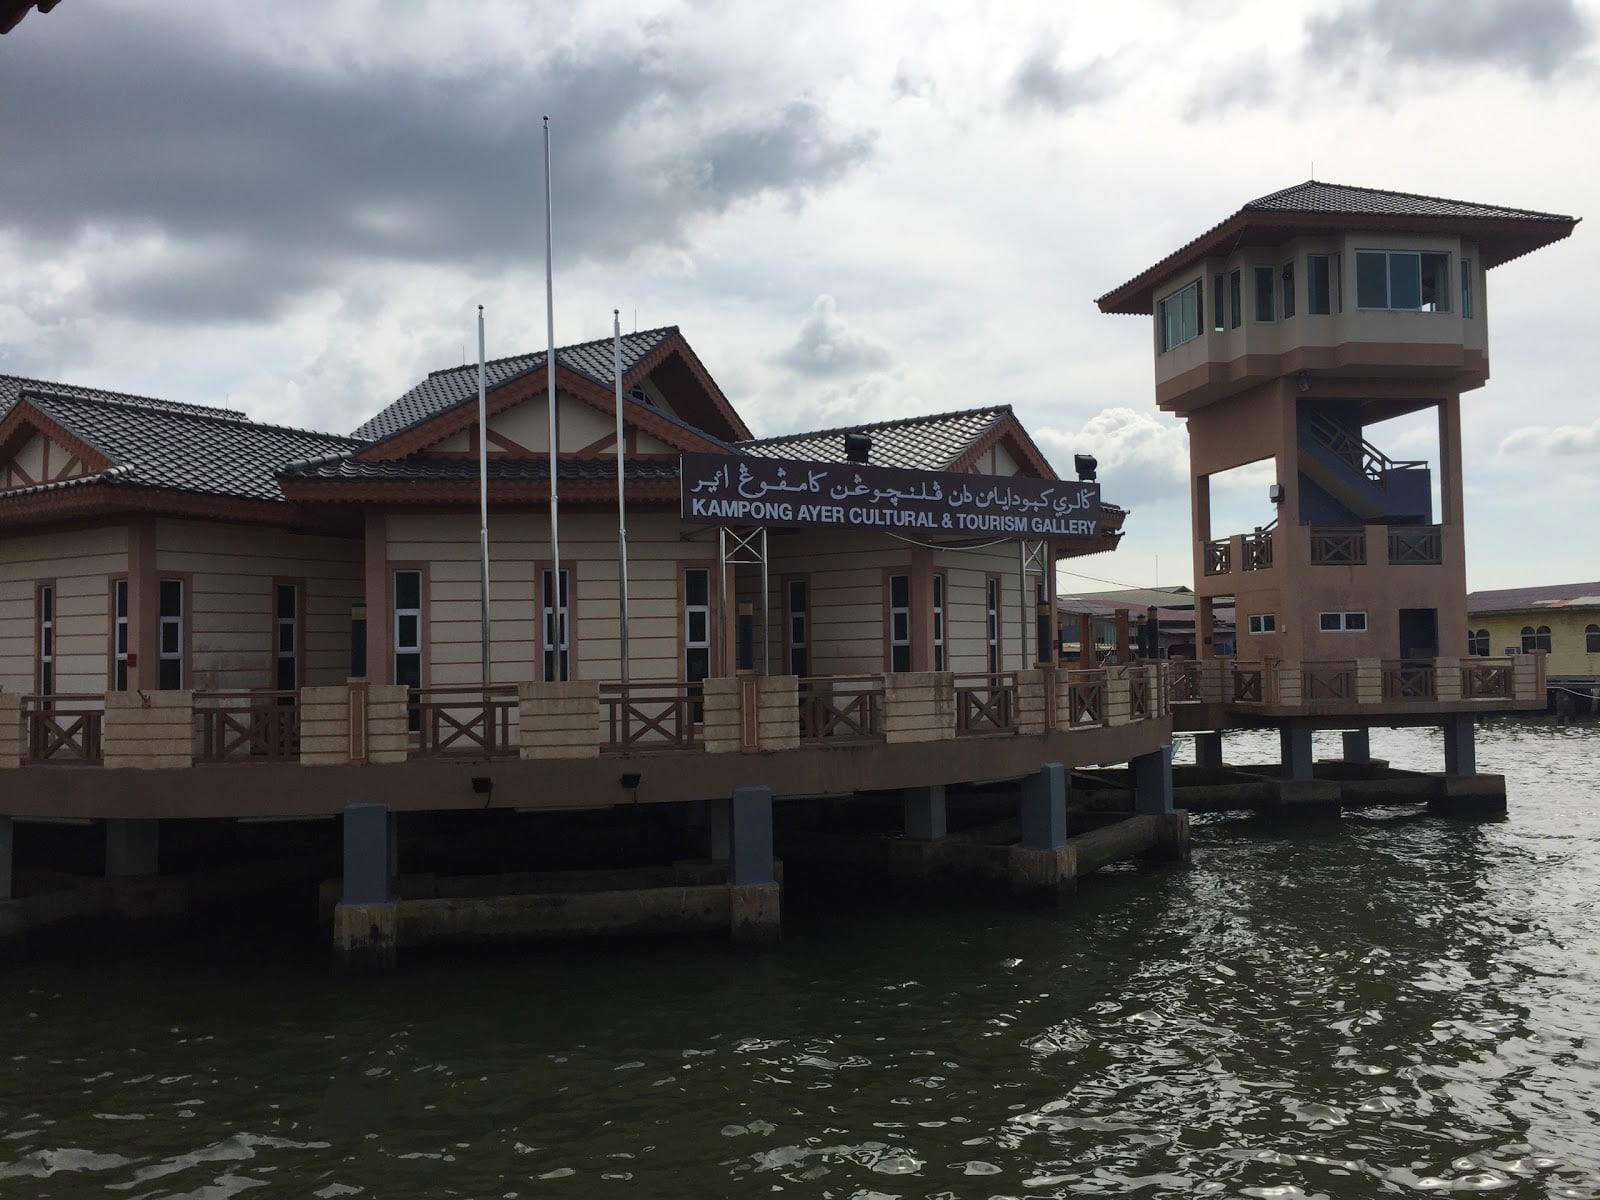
[3,718,1598,1198]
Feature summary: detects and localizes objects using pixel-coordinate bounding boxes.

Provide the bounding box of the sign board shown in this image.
[680,452,1105,538]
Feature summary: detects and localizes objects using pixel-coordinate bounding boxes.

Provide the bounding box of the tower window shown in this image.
[1307,254,1335,314]
[1356,250,1450,312]
[1228,270,1242,329]
[1280,261,1296,319]
[1157,280,1202,351]
[1254,266,1275,322]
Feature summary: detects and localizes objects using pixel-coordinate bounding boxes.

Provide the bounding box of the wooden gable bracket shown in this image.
[0,398,114,488]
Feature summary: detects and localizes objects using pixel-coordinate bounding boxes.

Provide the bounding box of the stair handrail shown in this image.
[1306,411,1427,488]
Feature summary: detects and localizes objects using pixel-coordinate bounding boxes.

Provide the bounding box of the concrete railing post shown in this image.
[1434,656,1462,703]
[1015,669,1048,735]
[1273,660,1302,708]
[103,690,193,769]
[882,672,956,743]
[1342,729,1371,763]
[300,684,353,764]
[1105,670,1133,725]
[1355,659,1382,706]
[364,684,410,764]
[754,675,801,752]
[700,677,742,754]
[517,681,600,759]
[0,693,20,768]
[1133,745,1176,815]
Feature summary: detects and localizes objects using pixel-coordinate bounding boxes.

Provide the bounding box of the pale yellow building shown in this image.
[1467,581,1600,709]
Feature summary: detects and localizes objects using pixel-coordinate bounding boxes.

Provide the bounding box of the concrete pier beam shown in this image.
[1194,730,1224,771]
[1342,729,1371,764]
[1132,745,1175,816]
[1442,715,1476,778]
[1279,721,1314,782]
[902,785,947,842]
[0,816,11,901]
[1019,763,1067,849]
[105,819,159,877]
[729,785,780,946]
[335,802,397,969]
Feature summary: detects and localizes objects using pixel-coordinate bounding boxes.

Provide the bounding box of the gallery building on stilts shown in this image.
[0,327,1183,962]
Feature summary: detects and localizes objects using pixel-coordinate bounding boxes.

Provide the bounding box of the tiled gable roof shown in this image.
[1,373,245,423]
[277,456,680,484]
[1467,581,1600,614]
[738,406,1010,472]
[1244,180,1573,223]
[4,383,357,502]
[350,327,676,443]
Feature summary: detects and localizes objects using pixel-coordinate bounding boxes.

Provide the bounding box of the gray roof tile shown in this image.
[1467,581,1600,614]
[738,406,1010,471]
[280,456,679,483]
[1244,180,1573,222]
[350,327,675,443]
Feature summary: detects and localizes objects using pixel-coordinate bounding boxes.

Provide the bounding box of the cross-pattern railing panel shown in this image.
[1382,660,1437,701]
[1231,665,1264,703]
[1310,526,1367,565]
[1128,668,1151,720]
[1170,660,1200,703]
[1301,661,1357,702]
[600,682,701,753]
[409,685,519,758]
[1243,521,1276,571]
[194,690,299,762]
[1066,670,1107,727]
[21,694,103,765]
[798,676,885,743]
[1204,539,1231,576]
[1461,660,1513,700]
[1387,525,1443,565]
[954,672,1018,736]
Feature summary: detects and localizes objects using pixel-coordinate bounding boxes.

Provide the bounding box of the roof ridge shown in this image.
[1246,178,1573,221]
[24,387,361,445]
[2,372,246,419]
[739,404,1012,447]
[424,325,679,379]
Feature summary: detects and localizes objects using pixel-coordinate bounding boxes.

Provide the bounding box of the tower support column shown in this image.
[1194,730,1223,771]
[1442,715,1476,778]
[335,802,397,969]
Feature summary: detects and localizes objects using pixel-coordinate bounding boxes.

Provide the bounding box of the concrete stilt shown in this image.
[1279,721,1315,782]
[729,785,780,946]
[0,815,12,901]
[105,818,159,877]
[708,797,731,862]
[1019,763,1067,850]
[1133,745,1175,815]
[1442,715,1476,777]
[902,785,947,842]
[1194,730,1224,771]
[335,802,397,969]
[1342,729,1371,764]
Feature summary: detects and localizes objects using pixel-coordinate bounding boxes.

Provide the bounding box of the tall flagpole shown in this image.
[613,309,629,686]
[543,115,565,680]
[476,305,491,688]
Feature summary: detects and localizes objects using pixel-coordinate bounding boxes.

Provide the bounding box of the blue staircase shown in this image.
[1300,408,1431,524]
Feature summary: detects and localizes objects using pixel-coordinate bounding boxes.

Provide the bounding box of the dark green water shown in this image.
[3,720,1598,1198]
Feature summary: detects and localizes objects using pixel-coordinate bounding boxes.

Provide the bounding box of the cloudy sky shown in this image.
[1,0,1595,591]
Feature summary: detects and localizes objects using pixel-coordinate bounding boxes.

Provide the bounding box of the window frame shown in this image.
[1212,274,1226,333]
[886,571,912,672]
[1468,629,1491,656]
[392,567,424,693]
[1228,270,1242,329]
[1520,624,1552,654]
[539,563,575,683]
[1586,624,1600,654]
[932,572,946,672]
[1253,265,1275,322]
[110,577,129,690]
[36,581,55,696]
[1461,258,1474,318]
[273,578,303,692]
[1247,613,1277,635]
[1355,249,1451,312]
[1318,610,1368,633]
[157,576,186,690]
[1157,278,1203,352]
[1280,260,1296,319]
[985,574,1003,673]
[1306,253,1335,315]
[681,565,713,686]
[784,576,810,678]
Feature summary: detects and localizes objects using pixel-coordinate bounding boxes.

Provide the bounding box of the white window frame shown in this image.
[275,583,300,691]
[37,583,54,695]
[986,577,1001,672]
[1461,258,1473,318]
[1247,613,1277,635]
[888,573,911,672]
[158,577,184,689]
[540,567,571,682]
[786,578,809,677]
[1157,279,1203,352]
[1318,610,1368,632]
[932,573,946,672]
[1306,253,1337,314]
[683,567,711,683]
[1355,249,1450,312]
[1253,265,1276,322]
[393,569,422,686]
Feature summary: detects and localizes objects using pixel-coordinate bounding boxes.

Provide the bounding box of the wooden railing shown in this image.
[1307,410,1428,485]
[954,672,1018,736]
[1461,660,1514,700]
[601,682,701,753]
[409,685,519,758]
[1204,539,1231,576]
[1310,526,1366,565]
[194,690,299,762]
[1243,522,1275,571]
[1388,525,1443,565]
[1232,665,1264,703]
[1301,661,1356,702]
[798,675,885,743]
[21,694,103,765]
[1170,660,1200,703]
[1382,660,1436,701]
[1065,671,1107,726]
[1128,668,1151,719]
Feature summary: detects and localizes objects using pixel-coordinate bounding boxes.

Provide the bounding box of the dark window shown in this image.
[158,578,183,689]
[684,568,711,684]
[888,573,911,672]
[1158,280,1202,351]
[1419,252,1449,311]
[113,579,129,690]
[1520,625,1552,654]
[1307,254,1333,314]
[275,583,299,691]
[37,584,54,695]
[393,570,422,718]
[986,577,1001,672]
[1356,250,1449,311]
[932,575,946,671]
[1035,581,1052,665]
[787,579,809,677]
[1254,266,1275,321]
[1586,624,1599,653]
[541,568,571,682]
[1281,261,1296,319]
[1213,275,1226,332]
[1228,270,1242,329]
[1461,258,1474,318]
[1468,629,1490,656]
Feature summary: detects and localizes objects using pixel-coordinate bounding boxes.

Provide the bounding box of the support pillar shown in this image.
[0,815,12,901]
[1194,730,1224,771]
[1077,612,1095,666]
[1279,721,1314,782]
[902,785,947,842]
[1132,745,1175,815]
[1442,715,1476,777]
[1019,762,1067,850]
[335,802,397,969]
[708,797,731,862]
[105,818,159,877]
[1342,729,1371,764]
[729,785,779,945]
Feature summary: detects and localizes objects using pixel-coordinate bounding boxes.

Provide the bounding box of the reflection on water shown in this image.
[2,718,1598,1198]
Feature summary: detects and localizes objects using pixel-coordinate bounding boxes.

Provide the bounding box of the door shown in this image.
[1398,608,1438,659]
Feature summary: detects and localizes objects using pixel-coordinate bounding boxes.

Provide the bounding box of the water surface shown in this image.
[3,719,1598,1198]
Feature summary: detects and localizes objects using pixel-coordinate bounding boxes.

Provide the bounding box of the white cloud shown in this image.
[1035,407,1189,501]
[775,295,893,379]
[1498,416,1600,456]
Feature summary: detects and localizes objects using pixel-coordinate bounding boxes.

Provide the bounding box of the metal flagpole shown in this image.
[542,115,565,680]
[476,305,491,688]
[613,310,630,687]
